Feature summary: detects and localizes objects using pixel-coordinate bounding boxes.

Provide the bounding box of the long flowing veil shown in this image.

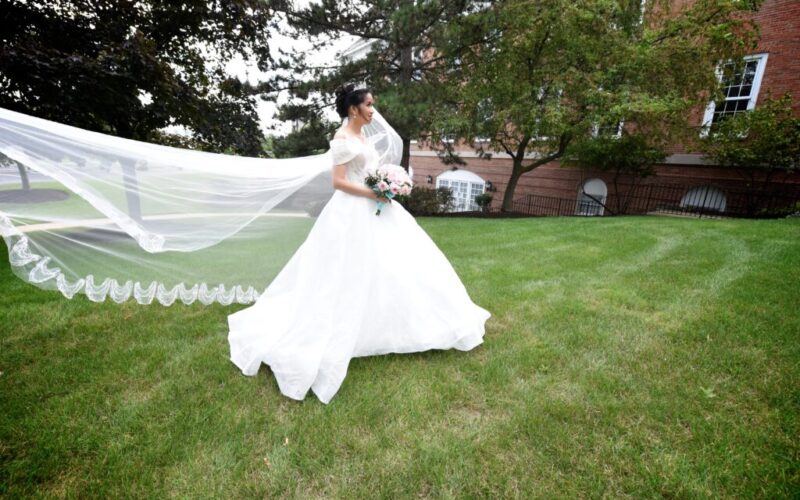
[0,106,403,305]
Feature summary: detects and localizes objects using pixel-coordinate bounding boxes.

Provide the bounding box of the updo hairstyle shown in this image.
[334,84,372,119]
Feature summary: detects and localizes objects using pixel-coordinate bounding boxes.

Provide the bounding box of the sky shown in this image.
[224,6,359,136]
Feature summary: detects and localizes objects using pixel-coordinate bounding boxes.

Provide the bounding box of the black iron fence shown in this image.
[510,182,800,219]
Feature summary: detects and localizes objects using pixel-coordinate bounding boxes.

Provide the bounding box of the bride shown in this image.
[227,85,492,403]
[0,85,490,404]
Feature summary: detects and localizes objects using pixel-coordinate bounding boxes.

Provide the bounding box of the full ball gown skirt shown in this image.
[227,139,491,403]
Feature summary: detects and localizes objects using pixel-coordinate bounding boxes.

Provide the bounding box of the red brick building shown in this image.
[405,0,800,215]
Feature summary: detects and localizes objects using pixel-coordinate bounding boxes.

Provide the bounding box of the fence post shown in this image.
[645,184,654,214]
[698,186,710,219]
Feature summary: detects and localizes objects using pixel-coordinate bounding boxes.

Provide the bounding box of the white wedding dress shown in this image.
[227,134,492,403]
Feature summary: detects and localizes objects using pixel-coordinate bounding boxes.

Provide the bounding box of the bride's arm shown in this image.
[332,164,388,201]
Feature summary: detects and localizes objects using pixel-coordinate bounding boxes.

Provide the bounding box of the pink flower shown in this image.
[377,180,389,191]
[390,183,400,194]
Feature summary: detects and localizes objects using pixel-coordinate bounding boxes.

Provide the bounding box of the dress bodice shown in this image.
[329,137,379,183]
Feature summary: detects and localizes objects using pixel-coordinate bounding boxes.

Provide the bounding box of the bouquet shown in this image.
[364,165,413,215]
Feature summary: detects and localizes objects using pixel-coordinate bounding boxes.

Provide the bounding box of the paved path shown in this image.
[1,211,312,235]
[0,171,50,185]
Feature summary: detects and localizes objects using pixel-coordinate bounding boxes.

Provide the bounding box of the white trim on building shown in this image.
[700,53,769,136]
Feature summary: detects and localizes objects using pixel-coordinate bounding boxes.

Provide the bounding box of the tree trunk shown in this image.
[113,122,144,222]
[399,35,413,173]
[501,160,524,212]
[402,136,411,171]
[17,163,30,190]
[121,160,143,223]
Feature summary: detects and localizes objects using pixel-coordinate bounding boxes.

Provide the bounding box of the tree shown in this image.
[562,133,666,215]
[428,0,762,211]
[0,0,274,156]
[262,0,488,170]
[699,93,800,214]
[270,104,340,158]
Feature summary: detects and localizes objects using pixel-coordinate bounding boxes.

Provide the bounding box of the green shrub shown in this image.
[395,186,455,215]
[475,192,493,212]
[756,200,800,218]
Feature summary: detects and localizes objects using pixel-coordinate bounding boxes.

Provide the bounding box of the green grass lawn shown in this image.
[1,215,798,497]
[0,181,317,221]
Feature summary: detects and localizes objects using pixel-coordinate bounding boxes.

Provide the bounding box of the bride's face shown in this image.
[351,94,374,124]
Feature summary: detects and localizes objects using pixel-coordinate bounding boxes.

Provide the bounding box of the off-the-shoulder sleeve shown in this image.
[329,139,360,166]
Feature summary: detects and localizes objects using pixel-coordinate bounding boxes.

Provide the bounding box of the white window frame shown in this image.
[436,174,487,212]
[590,84,623,139]
[591,120,624,139]
[532,88,563,142]
[575,178,608,216]
[700,53,768,137]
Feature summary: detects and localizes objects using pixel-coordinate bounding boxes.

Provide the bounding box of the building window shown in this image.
[592,119,624,139]
[680,186,727,213]
[701,53,768,135]
[436,170,486,212]
[575,178,607,216]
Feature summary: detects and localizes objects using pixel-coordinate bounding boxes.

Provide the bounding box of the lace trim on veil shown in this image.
[0,214,261,306]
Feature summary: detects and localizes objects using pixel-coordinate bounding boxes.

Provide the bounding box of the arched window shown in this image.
[680,186,727,213]
[436,169,486,212]
[576,178,607,216]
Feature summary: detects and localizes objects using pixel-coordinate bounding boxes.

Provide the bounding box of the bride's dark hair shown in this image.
[334,84,371,119]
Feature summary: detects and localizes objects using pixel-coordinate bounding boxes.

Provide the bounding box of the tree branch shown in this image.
[521,132,570,171]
